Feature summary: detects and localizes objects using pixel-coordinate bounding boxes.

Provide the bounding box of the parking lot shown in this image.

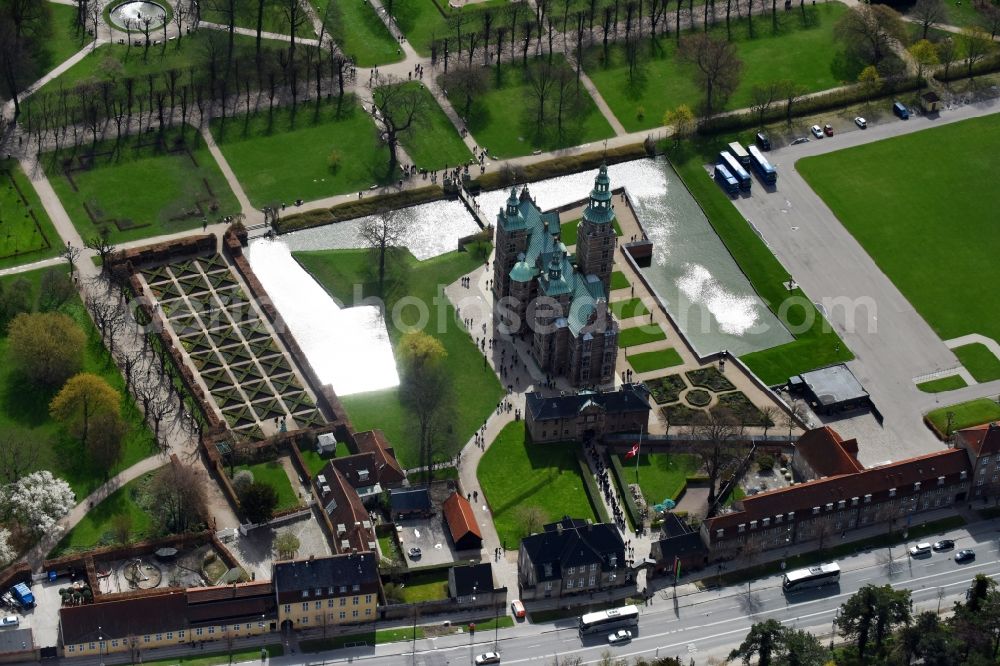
[395,518,463,569]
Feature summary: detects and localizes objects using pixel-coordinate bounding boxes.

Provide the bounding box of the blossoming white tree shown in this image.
[4,471,76,538]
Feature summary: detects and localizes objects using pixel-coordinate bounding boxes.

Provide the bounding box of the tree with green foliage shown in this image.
[895,611,958,666]
[730,619,826,666]
[857,65,882,105]
[663,105,695,145]
[0,276,33,328]
[7,311,86,389]
[398,330,451,476]
[49,373,121,447]
[274,530,300,559]
[836,584,911,659]
[909,39,939,84]
[961,26,992,77]
[240,481,279,524]
[149,463,206,534]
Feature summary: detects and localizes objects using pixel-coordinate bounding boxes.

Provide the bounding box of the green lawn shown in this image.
[398,569,450,602]
[235,461,301,511]
[560,218,624,246]
[43,128,240,244]
[479,422,595,548]
[627,348,684,373]
[295,246,503,467]
[622,452,700,505]
[142,645,284,666]
[610,297,650,320]
[313,0,403,66]
[299,440,351,476]
[917,375,968,393]
[618,325,667,348]
[585,2,848,132]
[443,58,616,159]
[201,2,316,38]
[953,343,1000,383]
[211,96,395,208]
[0,159,61,270]
[393,0,510,56]
[386,82,472,171]
[610,271,631,291]
[798,114,1000,347]
[53,470,159,554]
[927,399,1000,435]
[0,268,158,499]
[44,3,88,73]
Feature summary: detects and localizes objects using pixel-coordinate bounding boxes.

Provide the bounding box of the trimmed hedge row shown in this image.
[576,450,612,525]
[471,142,651,191]
[608,452,643,530]
[276,186,446,232]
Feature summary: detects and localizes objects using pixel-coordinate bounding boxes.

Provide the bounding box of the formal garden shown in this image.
[798,113,1000,348]
[479,422,596,548]
[0,159,61,270]
[646,366,775,428]
[295,244,503,468]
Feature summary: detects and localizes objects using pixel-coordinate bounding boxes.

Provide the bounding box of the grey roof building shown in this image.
[390,487,432,520]
[524,383,651,443]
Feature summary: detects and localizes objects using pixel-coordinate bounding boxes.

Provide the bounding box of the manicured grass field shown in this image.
[397,569,450,602]
[385,82,472,171]
[201,2,316,38]
[585,3,848,132]
[296,246,503,467]
[610,271,631,290]
[235,461,301,510]
[44,128,240,244]
[610,297,650,320]
[664,139,852,385]
[299,440,351,476]
[212,96,395,207]
[798,114,1000,347]
[54,471,159,554]
[313,0,402,66]
[917,375,968,393]
[44,3,88,73]
[618,325,667,348]
[621,452,700,505]
[927,399,1000,435]
[442,59,616,159]
[953,343,1000,383]
[0,268,158,498]
[479,422,595,548]
[394,0,509,56]
[627,348,684,373]
[0,160,61,269]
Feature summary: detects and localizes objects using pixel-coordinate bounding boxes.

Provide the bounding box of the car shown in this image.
[608,629,633,645]
[932,539,955,551]
[791,137,810,145]
[407,547,422,559]
[955,549,976,563]
[909,542,932,557]
[810,125,824,139]
[823,124,834,136]
[755,132,771,150]
[0,616,18,628]
[474,651,502,665]
[510,599,525,619]
[854,116,867,128]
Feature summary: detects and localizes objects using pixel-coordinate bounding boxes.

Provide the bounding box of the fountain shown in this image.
[109,0,168,30]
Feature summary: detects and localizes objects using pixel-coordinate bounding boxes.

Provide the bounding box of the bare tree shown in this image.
[85,229,118,273]
[149,462,207,533]
[834,4,907,68]
[694,409,742,505]
[749,81,782,129]
[358,210,405,296]
[443,62,488,120]
[961,26,992,76]
[677,33,743,115]
[525,59,556,130]
[0,427,40,484]
[371,79,429,175]
[912,0,947,41]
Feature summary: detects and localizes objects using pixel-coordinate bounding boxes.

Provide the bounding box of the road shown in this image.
[250,520,999,666]
[728,98,1000,465]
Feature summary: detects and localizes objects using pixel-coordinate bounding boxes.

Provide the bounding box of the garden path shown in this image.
[565,56,628,137]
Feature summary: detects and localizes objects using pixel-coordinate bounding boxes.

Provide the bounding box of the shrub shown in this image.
[327,149,342,173]
[757,453,775,470]
[685,389,712,407]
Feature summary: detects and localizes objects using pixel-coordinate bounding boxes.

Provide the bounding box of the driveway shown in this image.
[728,98,1000,462]
[395,518,464,569]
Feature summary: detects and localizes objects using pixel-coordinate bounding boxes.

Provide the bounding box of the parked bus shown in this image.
[714,164,739,196]
[782,562,841,593]
[747,145,777,185]
[718,152,752,193]
[578,605,640,635]
[727,141,751,165]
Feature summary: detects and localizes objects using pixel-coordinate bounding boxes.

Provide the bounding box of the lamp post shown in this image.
[470,584,477,664]
[830,610,839,653]
[98,625,105,666]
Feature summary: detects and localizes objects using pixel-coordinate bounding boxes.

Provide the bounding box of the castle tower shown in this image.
[492,187,525,301]
[575,164,617,295]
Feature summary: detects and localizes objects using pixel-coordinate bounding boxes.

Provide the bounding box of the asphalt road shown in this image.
[274,519,1000,666]
[727,98,1000,464]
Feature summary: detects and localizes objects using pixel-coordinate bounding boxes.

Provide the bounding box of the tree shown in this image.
[87,410,126,472]
[515,505,547,537]
[662,105,695,146]
[0,427,40,485]
[525,58,557,130]
[149,463,206,534]
[111,512,133,545]
[6,312,86,389]
[38,268,75,312]
[372,79,430,175]
[0,528,15,567]
[232,469,254,495]
[398,331,451,476]
[834,4,907,68]
[896,611,958,666]
[937,36,957,81]
[729,619,785,666]
[836,584,911,658]
[0,276,33,328]
[50,372,121,447]
[358,210,405,297]
[274,530,300,559]
[779,628,827,666]
[912,0,947,40]
[857,65,882,105]
[909,39,939,83]
[84,228,118,272]
[749,81,782,129]
[961,26,992,77]
[693,409,741,505]
[240,482,279,524]
[677,33,743,115]
[444,62,488,120]
[3,470,76,538]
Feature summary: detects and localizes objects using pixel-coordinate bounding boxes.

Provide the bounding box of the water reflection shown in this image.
[245,238,400,396]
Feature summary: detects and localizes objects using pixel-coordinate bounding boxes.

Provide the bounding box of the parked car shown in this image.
[0,616,18,628]
[510,599,526,619]
[810,125,824,138]
[909,542,932,557]
[475,651,502,665]
[955,549,976,563]
[755,132,771,150]
[932,539,954,551]
[854,116,867,128]
[791,137,810,145]
[608,630,633,645]
[407,547,422,559]
[823,124,834,136]
[893,101,910,119]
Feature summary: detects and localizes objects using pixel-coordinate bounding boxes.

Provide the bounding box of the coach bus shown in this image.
[718,152,752,193]
[747,145,777,185]
[578,605,640,635]
[782,562,841,593]
[727,141,751,165]
[714,164,739,195]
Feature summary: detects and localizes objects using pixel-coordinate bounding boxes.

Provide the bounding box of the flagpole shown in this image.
[634,423,642,485]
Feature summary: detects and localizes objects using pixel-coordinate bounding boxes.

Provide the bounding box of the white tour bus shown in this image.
[578,605,640,635]
[782,562,841,593]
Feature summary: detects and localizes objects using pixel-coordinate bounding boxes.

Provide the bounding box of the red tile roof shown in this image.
[316,464,373,554]
[186,582,273,603]
[442,491,482,547]
[958,423,1000,457]
[795,426,864,477]
[353,430,406,485]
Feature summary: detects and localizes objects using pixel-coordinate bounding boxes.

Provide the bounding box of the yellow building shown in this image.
[272,553,379,629]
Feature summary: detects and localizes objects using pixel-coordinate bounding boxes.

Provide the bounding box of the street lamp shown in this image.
[470,584,478,664]
[98,625,105,666]
[830,610,839,652]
